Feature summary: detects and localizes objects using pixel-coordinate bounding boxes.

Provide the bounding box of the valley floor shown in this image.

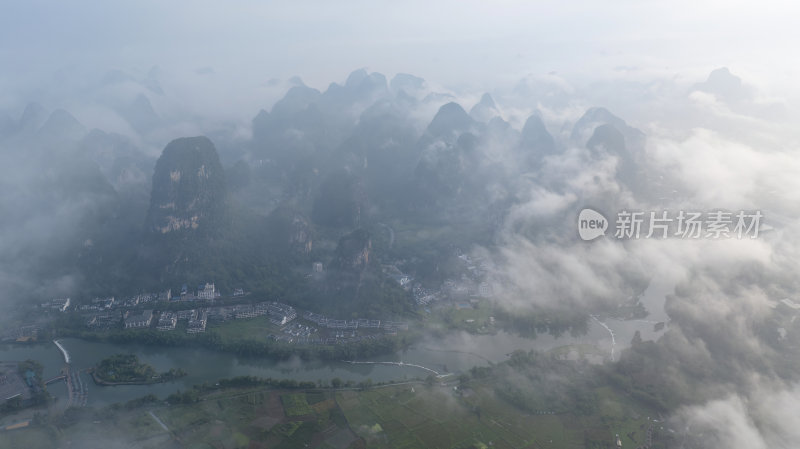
[0,374,670,449]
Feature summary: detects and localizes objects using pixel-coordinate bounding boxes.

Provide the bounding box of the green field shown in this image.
[434,299,497,333]
[281,393,314,416]
[1,365,665,449]
[333,375,662,449]
[210,315,282,343]
[336,384,584,449]
[594,386,655,447]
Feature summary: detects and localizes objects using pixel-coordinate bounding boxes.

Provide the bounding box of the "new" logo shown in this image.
[578,208,608,241]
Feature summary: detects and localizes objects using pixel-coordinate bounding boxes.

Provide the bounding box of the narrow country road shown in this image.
[148,410,169,432]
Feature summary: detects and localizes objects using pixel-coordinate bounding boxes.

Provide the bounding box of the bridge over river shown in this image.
[44,374,66,385]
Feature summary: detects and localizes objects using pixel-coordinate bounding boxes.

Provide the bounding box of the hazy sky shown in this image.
[2,0,799,101]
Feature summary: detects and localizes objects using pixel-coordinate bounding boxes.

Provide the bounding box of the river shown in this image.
[0,282,670,407]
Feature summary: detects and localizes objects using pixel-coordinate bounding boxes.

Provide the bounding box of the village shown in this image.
[8,249,497,347]
[30,280,412,348]
[384,250,496,309]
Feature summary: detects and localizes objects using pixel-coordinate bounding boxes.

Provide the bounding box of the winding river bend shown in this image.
[0,328,625,407]
[0,333,555,406]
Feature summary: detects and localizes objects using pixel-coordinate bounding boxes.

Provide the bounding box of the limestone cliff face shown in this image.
[289,216,313,254]
[145,136,227,234]
[311,170,366,228]
[331,229,371,273]
[265,206,314,256]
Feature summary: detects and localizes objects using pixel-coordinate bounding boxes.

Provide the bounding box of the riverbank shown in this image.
[54,326,411,362]
[0,351,671,449]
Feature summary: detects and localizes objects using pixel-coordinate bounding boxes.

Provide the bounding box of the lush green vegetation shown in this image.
[9,385,358,448]
[17,360,44,385]
[423,298,590,340]
[58,324,409,362]
[0,345,678,449]
[280,393,313,416]
[492,306,590,339]
[93,354,186,385]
